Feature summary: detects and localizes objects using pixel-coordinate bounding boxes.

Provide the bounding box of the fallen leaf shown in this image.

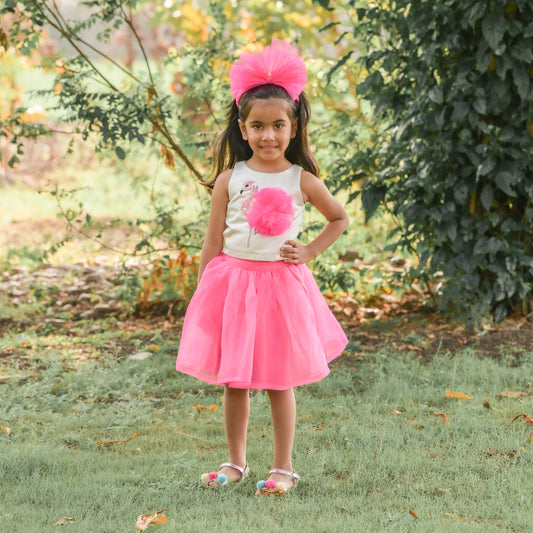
[391,410,403,415]
[1,424,11,436]
[446,390,473,400]
[97,433,141,447]
[407,419,424,430]
[409,509,419,519]
[511,414,533,425]
[499,391,528,399]
[193,404,218,412]
[52,380,62,394]
[136,509,167,531]
[146,344,161,352]
[483,400,491,409]
[434,412,449,425]
[53,517,75,526]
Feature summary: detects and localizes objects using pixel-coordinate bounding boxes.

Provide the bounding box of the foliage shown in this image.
[322,0,533,322]
[0,0,359,255]
[135,249,199,315]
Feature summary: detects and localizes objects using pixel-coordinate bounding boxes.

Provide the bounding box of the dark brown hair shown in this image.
[205,84,319,188]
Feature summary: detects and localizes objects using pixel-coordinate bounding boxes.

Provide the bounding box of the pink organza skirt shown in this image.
[176,254,348,390]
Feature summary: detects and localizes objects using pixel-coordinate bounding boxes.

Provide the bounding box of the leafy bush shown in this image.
[325,0,533,322]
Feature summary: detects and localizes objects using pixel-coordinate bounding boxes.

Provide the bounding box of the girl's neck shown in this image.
[244,156,293,174]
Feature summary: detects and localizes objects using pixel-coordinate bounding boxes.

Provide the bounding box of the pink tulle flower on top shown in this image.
[245,187,294,236]
[230,39,307,105]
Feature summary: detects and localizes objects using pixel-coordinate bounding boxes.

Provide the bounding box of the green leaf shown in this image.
[326,51,354,84]
[511,40,533,63]
[361,186,386,222]
[428,86,443,104]
[512,65,530,100]
[481,14,506,53]
[356,8,367,21]
[447,223,457,241]
[494,171,517,197]
[115,146,126,160]
[451,101,470,122]
[319,22,339,32]
[472,94,486,115]
[480,184,494,212]
[477,159,495,178]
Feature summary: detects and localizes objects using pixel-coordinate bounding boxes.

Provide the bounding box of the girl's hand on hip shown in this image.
[280,240,315,264]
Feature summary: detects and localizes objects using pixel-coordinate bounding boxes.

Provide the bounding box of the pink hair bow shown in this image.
[229,39,307,106]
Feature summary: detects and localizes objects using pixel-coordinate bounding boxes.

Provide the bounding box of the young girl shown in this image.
[176,39,349,495]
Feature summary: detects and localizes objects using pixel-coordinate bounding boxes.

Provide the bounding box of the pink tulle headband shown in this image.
[229,39,307,106]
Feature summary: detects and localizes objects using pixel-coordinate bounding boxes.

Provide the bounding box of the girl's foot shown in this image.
[255,468,301,495]
[201,462,249,486]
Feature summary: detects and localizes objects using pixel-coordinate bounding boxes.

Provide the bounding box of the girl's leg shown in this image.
[220,386,250,481]
[267,387,297,487]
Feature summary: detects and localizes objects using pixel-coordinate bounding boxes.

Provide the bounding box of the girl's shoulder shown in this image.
[300,170,322,203]
[212,168,234,193]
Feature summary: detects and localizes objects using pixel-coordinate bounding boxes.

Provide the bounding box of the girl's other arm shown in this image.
[280,171,349,264]
[197,170,231,281]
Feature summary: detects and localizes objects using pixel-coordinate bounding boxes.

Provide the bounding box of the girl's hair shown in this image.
[206,84,319,188]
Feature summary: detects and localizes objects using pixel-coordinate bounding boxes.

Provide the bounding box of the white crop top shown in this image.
[222,161,305,261]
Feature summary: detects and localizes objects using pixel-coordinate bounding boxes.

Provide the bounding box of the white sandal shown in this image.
[201,462,249,486]
[255,468,301,495]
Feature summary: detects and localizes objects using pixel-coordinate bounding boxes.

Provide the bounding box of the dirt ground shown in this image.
[1,219,532,363]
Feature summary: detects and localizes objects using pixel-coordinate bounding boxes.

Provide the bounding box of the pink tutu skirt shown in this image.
[176,254,348,390]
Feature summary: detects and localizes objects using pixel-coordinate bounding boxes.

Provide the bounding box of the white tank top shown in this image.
[222,161,305,261]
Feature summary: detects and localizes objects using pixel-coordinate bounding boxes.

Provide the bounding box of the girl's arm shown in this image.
[197,169,231,281]
[280,171,349,264]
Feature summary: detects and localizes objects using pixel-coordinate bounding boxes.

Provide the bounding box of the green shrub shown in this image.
[327,0,533,322]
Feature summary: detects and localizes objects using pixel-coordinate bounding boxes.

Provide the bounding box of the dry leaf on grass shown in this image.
[511,414,533,425]
[409,509,419,519]
[434,412,450,425]
[53,517,75,526]
[193,404,218,412]
[97,433,141,447]
[407,419,424,430]
[446,390,473,400]
[499,391,529,399]
[135,509,167,531]
[1,424,11,436]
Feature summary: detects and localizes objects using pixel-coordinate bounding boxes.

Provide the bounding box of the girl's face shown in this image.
[239,98,297,170]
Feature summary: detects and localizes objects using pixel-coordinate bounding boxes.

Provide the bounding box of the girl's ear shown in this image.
[238,119,248,140]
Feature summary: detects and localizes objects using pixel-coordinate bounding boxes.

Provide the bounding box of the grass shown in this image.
[1,319,531,532]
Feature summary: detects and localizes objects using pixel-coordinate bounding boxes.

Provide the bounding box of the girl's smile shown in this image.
[239,98,297,171]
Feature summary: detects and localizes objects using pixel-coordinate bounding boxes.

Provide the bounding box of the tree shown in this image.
[0,0,357,264]
[326,0,533,322]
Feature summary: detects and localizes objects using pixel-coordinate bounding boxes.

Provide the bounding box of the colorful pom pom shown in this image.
[265,479,276,489]
[276,482,287,492]
[217,473,228,484]
[201,473,209,481]
[208,472,217,480]
[245,187,294,236]
[257,480,267,489]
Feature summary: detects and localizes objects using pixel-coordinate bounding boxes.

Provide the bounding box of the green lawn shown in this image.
[1,318,531,532]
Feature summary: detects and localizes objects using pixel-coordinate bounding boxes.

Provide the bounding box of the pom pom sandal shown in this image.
[201,462,249,487]
[255,468,301,495]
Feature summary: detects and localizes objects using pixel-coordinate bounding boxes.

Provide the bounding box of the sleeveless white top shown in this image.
[222,161,305,261]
